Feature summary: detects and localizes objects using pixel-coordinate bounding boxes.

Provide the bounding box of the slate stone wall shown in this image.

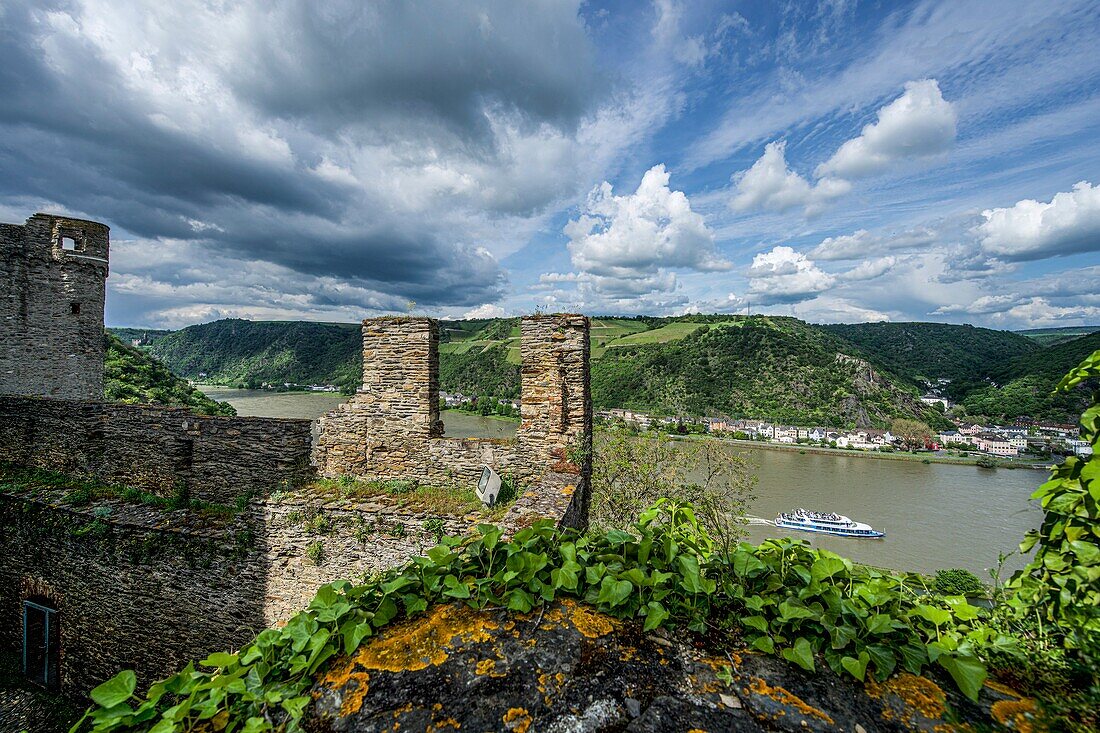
[0,492,267,695]
[314,314,592,529]
[0,486,481,697]
[0,214,109,401]
[0,395,315,504]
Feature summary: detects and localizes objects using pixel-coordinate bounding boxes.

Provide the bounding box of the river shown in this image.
[199,387,1042,577]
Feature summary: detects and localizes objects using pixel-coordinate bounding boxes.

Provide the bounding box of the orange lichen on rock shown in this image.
[565,600,616,638]
[866,673,947,721]
[745,677,835,724]
[320,604,500,715]
[503,707,532,733]
[991,698,1038,732]
[475,658,496,676]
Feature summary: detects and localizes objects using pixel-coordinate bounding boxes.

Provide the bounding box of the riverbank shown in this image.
[441,407,520,423]
[665,433,1052,470]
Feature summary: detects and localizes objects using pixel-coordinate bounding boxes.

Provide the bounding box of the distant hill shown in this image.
[127,314,1086,426]
[147,319,363,392]
[822,322,1040,400]
[104,333,235,416]
[959,331,1100,422]
[108,327,174,346]
[593,316,944,428]
[1014,325,1100,347]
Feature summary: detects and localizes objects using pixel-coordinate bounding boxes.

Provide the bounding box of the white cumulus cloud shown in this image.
[731,141,850,217]
[565,164,728,295]
[747,246,835,304]
[462,303,507,319]
[976,181,1100,260]
[841,256,898,281]
[817,79,957,179]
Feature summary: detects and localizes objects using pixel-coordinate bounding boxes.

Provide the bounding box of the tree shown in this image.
[590,429,757,557]
[891,417,932,450]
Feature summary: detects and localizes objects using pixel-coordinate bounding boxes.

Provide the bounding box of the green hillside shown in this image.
[822,322,1040,400]
[130,314,1073,425]
[960,331,1100,422]
[594,316,944,428]
[1015,325,1100,347]
[148,319,363,392]
[104,333,235,416]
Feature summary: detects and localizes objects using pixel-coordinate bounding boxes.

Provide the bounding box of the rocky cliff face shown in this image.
[307,600,1027,732]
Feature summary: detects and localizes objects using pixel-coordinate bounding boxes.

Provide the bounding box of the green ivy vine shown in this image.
[74,499,995,732]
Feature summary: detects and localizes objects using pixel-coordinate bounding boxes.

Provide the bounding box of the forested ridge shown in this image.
[104,333,235,416]
[114,316,1099,425]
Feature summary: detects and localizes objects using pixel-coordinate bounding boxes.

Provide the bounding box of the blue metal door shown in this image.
[23,600,59,689]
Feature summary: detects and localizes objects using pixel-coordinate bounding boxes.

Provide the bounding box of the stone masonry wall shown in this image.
[314,314,592,529]
[0,395,314,504]
[0,491,267,695]
[0,486,481,697]
[0,213,109,401]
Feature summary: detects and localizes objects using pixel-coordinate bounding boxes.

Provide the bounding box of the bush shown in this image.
[590,428,756,554]
[933,568,984,596]
[305,540,325,566]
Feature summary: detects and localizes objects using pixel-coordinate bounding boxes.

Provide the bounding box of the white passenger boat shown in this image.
[774,508,884,538]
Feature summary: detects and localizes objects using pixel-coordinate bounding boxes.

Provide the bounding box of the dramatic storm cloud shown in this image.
[1,1,1099,328]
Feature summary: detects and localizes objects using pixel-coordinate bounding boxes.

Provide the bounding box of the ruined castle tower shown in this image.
[0,213,110,400]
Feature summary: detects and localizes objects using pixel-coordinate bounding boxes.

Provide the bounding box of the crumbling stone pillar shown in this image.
[516,314,592,523]
[313,317,442,478]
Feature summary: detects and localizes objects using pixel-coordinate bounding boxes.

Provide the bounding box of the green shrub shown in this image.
[933,568,984,596]
[305,541,325,566]
[63,487,92,506]
[423,517,445,543]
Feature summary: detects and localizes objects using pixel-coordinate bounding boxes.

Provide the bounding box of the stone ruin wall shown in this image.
[0,214,109,401]
[0,209,594,698]
[313,314,592,529]
[0,485,480,693]
[0,395,315,505]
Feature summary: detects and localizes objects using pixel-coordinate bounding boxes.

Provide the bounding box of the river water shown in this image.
[199,387,1042,577]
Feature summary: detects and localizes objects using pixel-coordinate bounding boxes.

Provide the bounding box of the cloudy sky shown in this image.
[3,1,1099,329]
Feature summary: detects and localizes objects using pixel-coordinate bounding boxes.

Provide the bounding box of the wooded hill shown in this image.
[104,333,235,416]
[114,316,1098,427]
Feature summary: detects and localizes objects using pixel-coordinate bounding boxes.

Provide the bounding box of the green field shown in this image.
[602,320,744,348]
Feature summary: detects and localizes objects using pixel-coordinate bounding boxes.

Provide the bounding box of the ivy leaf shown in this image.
[865,644,897,679]
[200,652,237,669]
[442,575,471,599]
[840,652,870,681]
[733,550,767,578]
[677,555,706,593]
[281,695,311,719]
[597,577,634,608]
[865,614,894,634]
[810,556,847,582]
[605,529,635,546]
[751,635,775,654]
[643,601,669,631]
[742,615,768,633]
[912,604,952,627]
[781,637,815,672]
[778,600,817,622]
[342,622,372,655]
[241,717,271,733]
[938,654,987,701]
[90,670,136,708]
